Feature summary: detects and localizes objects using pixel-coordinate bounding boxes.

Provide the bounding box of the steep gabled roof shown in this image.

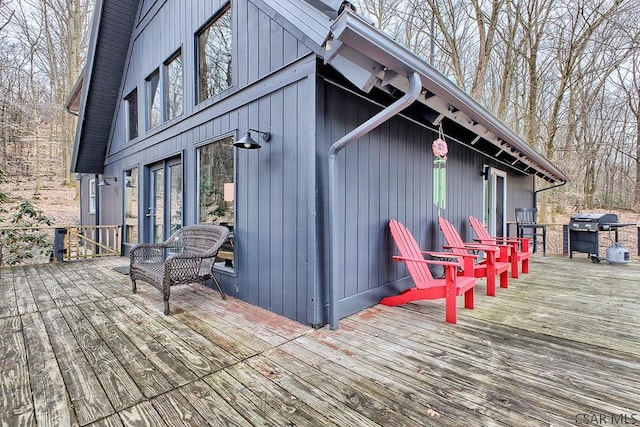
[70,0,565,183]
[71,0,141,173]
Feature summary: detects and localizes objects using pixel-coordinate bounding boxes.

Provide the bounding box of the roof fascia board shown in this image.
[64,69,85,115]
[71,0,105,172]
[329,10,567,183]
[305,0,343,13]
[256,0,330,53]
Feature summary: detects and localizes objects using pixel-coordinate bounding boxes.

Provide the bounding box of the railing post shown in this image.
[53,228,66,262]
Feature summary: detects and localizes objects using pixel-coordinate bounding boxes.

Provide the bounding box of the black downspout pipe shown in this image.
[94,173,100,255]
[533,180,568,207]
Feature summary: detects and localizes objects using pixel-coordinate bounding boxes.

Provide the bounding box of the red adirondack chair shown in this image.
[381,219,477,324]
[438,217,509,296]
[468,215,531,278]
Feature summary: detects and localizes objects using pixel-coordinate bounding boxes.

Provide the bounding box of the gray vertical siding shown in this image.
[108,0,312,159]
[507,172,535,218]
[93,0,321,325]
[318,80,536,321]
[82,0,538,327]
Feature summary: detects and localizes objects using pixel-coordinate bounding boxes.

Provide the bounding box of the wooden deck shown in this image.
[1,255,638,426]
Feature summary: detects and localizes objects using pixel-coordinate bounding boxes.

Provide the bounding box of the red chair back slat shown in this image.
[468,215,492,243]
[438,217,467,256]
[389,220,433,284]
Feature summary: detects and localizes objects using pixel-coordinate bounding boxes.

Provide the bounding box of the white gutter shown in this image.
[327,71,422,330]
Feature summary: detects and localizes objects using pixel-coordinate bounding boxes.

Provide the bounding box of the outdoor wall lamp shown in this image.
[98,176,117,186]
[233,129,271,149]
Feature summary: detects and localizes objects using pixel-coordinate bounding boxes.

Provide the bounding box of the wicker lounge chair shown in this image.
[129,224,229,314]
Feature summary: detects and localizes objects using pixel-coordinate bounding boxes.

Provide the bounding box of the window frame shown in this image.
[195,2,233,104]
[125,88,138,141]
[123,167,139,244]
[164,49,184,121]
[196,133,235,272]
[145,68,162,130]
[88,178,96,214]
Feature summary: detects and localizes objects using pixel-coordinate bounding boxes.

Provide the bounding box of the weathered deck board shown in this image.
[91,299,200,388]
[86,414,124,427]
[59,305,145,412]
[176,378,249,426]
[40,308,114,425]
[0,318,34,427]
[225,362,340,426]
[23,265,59,312]
[0,270,18,318]
[150,389,208,427]
[245,353,381,427]
[43,263,92,305]
[117,401,167,426]
[112,296,239,371]
[274,341,457,427]
[21,312,78,426]
[205,368,334,427]
[341,313,621,424]
[75,301,174,399]
[0,256,638,426]
[13,270,38,315]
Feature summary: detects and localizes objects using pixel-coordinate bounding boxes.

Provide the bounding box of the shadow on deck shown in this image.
[1,256,638,426]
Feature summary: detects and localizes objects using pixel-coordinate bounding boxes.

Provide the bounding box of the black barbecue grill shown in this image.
[567,213,634,262]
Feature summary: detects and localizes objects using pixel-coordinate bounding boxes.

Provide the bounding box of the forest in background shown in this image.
[0,0,639,224]
[0,0,90,196]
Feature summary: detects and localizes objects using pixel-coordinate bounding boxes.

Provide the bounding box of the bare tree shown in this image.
[352,0,640,213]
[493,0,524,123]
[468,0,505,99]
[617,54,640,211]
[542,0,627,160]
[23,0,92,185]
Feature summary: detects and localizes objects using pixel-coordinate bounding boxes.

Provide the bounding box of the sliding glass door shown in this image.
[145,158,182,243]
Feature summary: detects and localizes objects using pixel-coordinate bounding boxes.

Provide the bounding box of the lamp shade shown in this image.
[233,132,261,149]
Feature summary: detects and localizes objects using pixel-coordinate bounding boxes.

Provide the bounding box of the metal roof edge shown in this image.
[259,0,333,48]
[70,0,105,173]
[329,10,568,184]
[64,68,85,115]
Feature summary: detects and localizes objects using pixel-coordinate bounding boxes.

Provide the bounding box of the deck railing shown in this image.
[59,225,122,260]
[0,225,122,265]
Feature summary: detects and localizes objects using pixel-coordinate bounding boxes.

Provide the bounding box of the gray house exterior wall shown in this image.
[73,0,561,327]
[316,79,534,321]
[91,0,324,325]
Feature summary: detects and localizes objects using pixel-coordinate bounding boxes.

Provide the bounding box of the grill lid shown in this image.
[569,213,618,223]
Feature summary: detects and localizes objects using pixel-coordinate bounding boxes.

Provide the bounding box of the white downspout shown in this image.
[327,71,422,330]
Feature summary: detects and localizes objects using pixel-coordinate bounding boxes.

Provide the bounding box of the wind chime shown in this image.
[432,125,448,213]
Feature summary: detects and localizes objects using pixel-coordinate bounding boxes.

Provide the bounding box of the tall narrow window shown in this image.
[125,89,138,140]
[197,4,232,103]
[124,168,139,243]
[146,69,161,129]
[168,163,183,234]
[198,136,234,266]
[88,178,96,214]
[165,51,183,120]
